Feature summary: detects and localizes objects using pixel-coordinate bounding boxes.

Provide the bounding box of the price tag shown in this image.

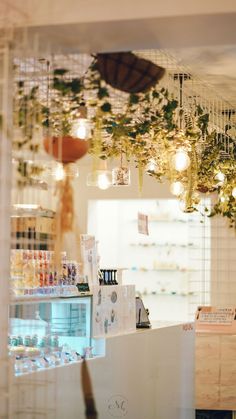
[138,212,149,235]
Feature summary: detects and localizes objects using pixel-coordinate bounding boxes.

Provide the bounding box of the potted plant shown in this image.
[43,68,90,163]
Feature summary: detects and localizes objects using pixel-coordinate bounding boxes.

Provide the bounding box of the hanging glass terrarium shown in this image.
[112,167,130,186]
[112,152,131,186]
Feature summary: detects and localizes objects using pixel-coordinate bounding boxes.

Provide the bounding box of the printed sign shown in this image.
[138,212,149,235]
[198,307,234,325]
[195,306,236,334]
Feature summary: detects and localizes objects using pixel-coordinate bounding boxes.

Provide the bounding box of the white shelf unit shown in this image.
[88,198,210,322]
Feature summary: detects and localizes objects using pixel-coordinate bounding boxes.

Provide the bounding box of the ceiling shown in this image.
[0,1,235,110]
[172,45,236,108]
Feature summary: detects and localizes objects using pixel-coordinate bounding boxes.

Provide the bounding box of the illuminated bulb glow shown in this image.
[54,164,65,181]
[73,118,90,140]
[232,187,236,198]
[170,181,184,196]
[220,196,226,203]
[146,159,157,172]
[172,150,190,172]
[215,172,225,183]
[97,173,111,190]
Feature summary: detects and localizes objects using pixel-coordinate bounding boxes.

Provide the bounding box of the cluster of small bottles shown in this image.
[99,269,118,285]
[10,250,80,293]
[9,333,93,375]
[9,333,59,350]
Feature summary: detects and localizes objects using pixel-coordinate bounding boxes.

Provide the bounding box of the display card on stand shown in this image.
[92,285,136,337]
[195,306,236,334]
[80,234,98,286]
[137,212,149,235]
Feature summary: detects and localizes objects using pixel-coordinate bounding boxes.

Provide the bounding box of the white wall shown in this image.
[87,197,211,322]
[73,158,175,233]
[211,215,236,307]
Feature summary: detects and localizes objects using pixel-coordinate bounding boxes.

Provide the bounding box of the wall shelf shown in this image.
[139,292,196,297]
[129,268,199,273]
[129,243,197,248]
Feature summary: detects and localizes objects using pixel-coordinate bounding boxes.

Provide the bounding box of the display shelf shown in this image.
[12,353,104,377]
[89,198,205,321]
[129,268,199,272]
[9,296,104,376]
[10,293,92,304]
[129,242,196,248]
[10,285,80,301]
[139,291,196,297]
[131,218,189,223]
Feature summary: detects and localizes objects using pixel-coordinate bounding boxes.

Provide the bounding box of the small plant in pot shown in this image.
[43,68,91,163]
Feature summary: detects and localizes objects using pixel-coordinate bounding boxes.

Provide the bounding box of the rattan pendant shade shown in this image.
[96,52,165,93]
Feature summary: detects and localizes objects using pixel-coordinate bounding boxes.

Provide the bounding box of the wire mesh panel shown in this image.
[210,214,236,307]
[0,39,12,418]
[5,41,236,417]
[187,197,211,319]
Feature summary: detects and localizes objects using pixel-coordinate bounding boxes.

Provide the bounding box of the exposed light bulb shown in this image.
[72,118,90,140]
[220,193,229,203]
[54,164,65,181]
[172,149,190,172]
[170,181,184,196]
[146,159,157,173]
[97,173,111,190]
[215,171,225,184]
[232,187,236,198]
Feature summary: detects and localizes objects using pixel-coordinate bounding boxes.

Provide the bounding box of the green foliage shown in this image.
[100,102,111,113]
[12,58,236,229]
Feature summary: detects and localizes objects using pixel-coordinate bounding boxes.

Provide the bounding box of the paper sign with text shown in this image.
[138,212,149,235]
[195,306,236,334]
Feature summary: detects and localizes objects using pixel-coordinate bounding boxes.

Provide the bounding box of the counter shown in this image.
[196,332,236,411]
[10,321,195,419]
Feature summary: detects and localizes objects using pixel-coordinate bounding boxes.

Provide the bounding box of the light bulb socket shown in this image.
[78,105,87,119]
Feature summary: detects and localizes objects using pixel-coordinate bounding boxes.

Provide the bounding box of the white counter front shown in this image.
[10,322,195,419]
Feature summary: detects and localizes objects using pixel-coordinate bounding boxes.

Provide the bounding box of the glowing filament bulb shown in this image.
[215,171,225,184]
[73,118,90,140]
[146,159,157,172]
[170,181,184,196]
[232,187,236,198]
[97,172,111,190]
[54,164,65,181]
[172,149,190,172]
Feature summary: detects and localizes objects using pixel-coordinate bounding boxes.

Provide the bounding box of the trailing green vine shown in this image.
[12,57,236,228]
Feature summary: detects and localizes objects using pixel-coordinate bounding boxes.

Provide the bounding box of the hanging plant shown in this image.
[12,55,236,231]
[42,68,90,163]
[96,52,165,93]
[208,155,236,228]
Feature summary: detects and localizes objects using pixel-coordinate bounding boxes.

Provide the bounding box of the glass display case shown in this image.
[9,296,102,376]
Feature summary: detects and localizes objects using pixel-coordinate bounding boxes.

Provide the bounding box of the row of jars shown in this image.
[9,334,59,348]
[10,249,80,289]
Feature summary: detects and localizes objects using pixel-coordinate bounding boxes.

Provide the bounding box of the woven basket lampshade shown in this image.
[96,52,165,94]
